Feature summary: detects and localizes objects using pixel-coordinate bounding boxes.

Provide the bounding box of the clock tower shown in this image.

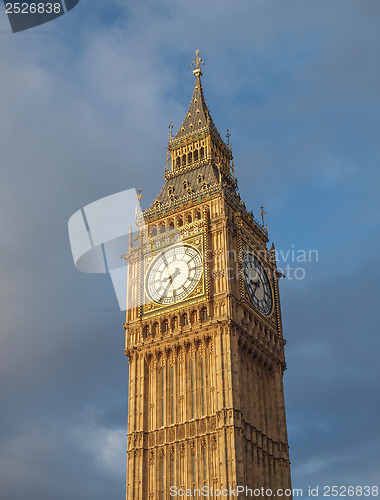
[123,51,292,499]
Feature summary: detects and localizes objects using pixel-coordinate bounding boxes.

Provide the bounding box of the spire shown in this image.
[171,50,221,143]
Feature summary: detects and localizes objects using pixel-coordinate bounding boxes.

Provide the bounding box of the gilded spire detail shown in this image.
[171,50,218,143]
[168,120,173,142]
[192,49,204,76]
[226,129,231,147]
[166,50,233,181]
[259,205,267,228]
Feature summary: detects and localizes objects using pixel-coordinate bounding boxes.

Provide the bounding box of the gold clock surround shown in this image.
[242,249,274,318]
[142,233,206,315]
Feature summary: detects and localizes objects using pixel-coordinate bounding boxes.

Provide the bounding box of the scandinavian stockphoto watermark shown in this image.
[68,188,318,311]
[274,245,319,281]
[208,246,319,283]
[68,188,186,311]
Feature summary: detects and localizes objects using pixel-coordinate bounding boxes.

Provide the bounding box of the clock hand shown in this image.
[249,279,260,295]
[159,268,181,299]
[162,267,181,283]
[171,267,181,280]
[159,280,173,300]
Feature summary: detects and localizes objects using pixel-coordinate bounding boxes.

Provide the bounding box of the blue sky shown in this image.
[0,1,379,498]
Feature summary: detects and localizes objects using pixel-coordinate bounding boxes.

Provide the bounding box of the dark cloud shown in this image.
[283,256,380,487]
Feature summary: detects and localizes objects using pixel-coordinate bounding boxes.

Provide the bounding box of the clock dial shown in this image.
[146,245,203,305]
[243,252,273,316]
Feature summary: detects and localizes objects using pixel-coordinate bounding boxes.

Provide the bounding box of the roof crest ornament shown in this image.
[226,129,231,148]
[259,205,267,230]
[192,50,204,77]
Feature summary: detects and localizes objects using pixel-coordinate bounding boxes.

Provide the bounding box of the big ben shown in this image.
[123,51,292,499]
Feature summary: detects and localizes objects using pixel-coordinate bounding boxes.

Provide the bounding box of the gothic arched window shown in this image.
[191,310,197,323]
[171,316,178,330]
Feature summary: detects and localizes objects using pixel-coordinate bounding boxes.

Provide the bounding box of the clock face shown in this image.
[243,252,273,316]
[146,245,203,305]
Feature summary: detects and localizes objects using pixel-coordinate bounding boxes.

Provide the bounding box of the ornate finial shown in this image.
[168,120,173,142]
[259,205,266,226]
[226,129,231,147]
[129,225,133,249]
[192,50,204,76]
[137,188,144,204]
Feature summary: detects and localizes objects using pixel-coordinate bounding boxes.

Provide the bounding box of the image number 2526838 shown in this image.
[4,0,80,33]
